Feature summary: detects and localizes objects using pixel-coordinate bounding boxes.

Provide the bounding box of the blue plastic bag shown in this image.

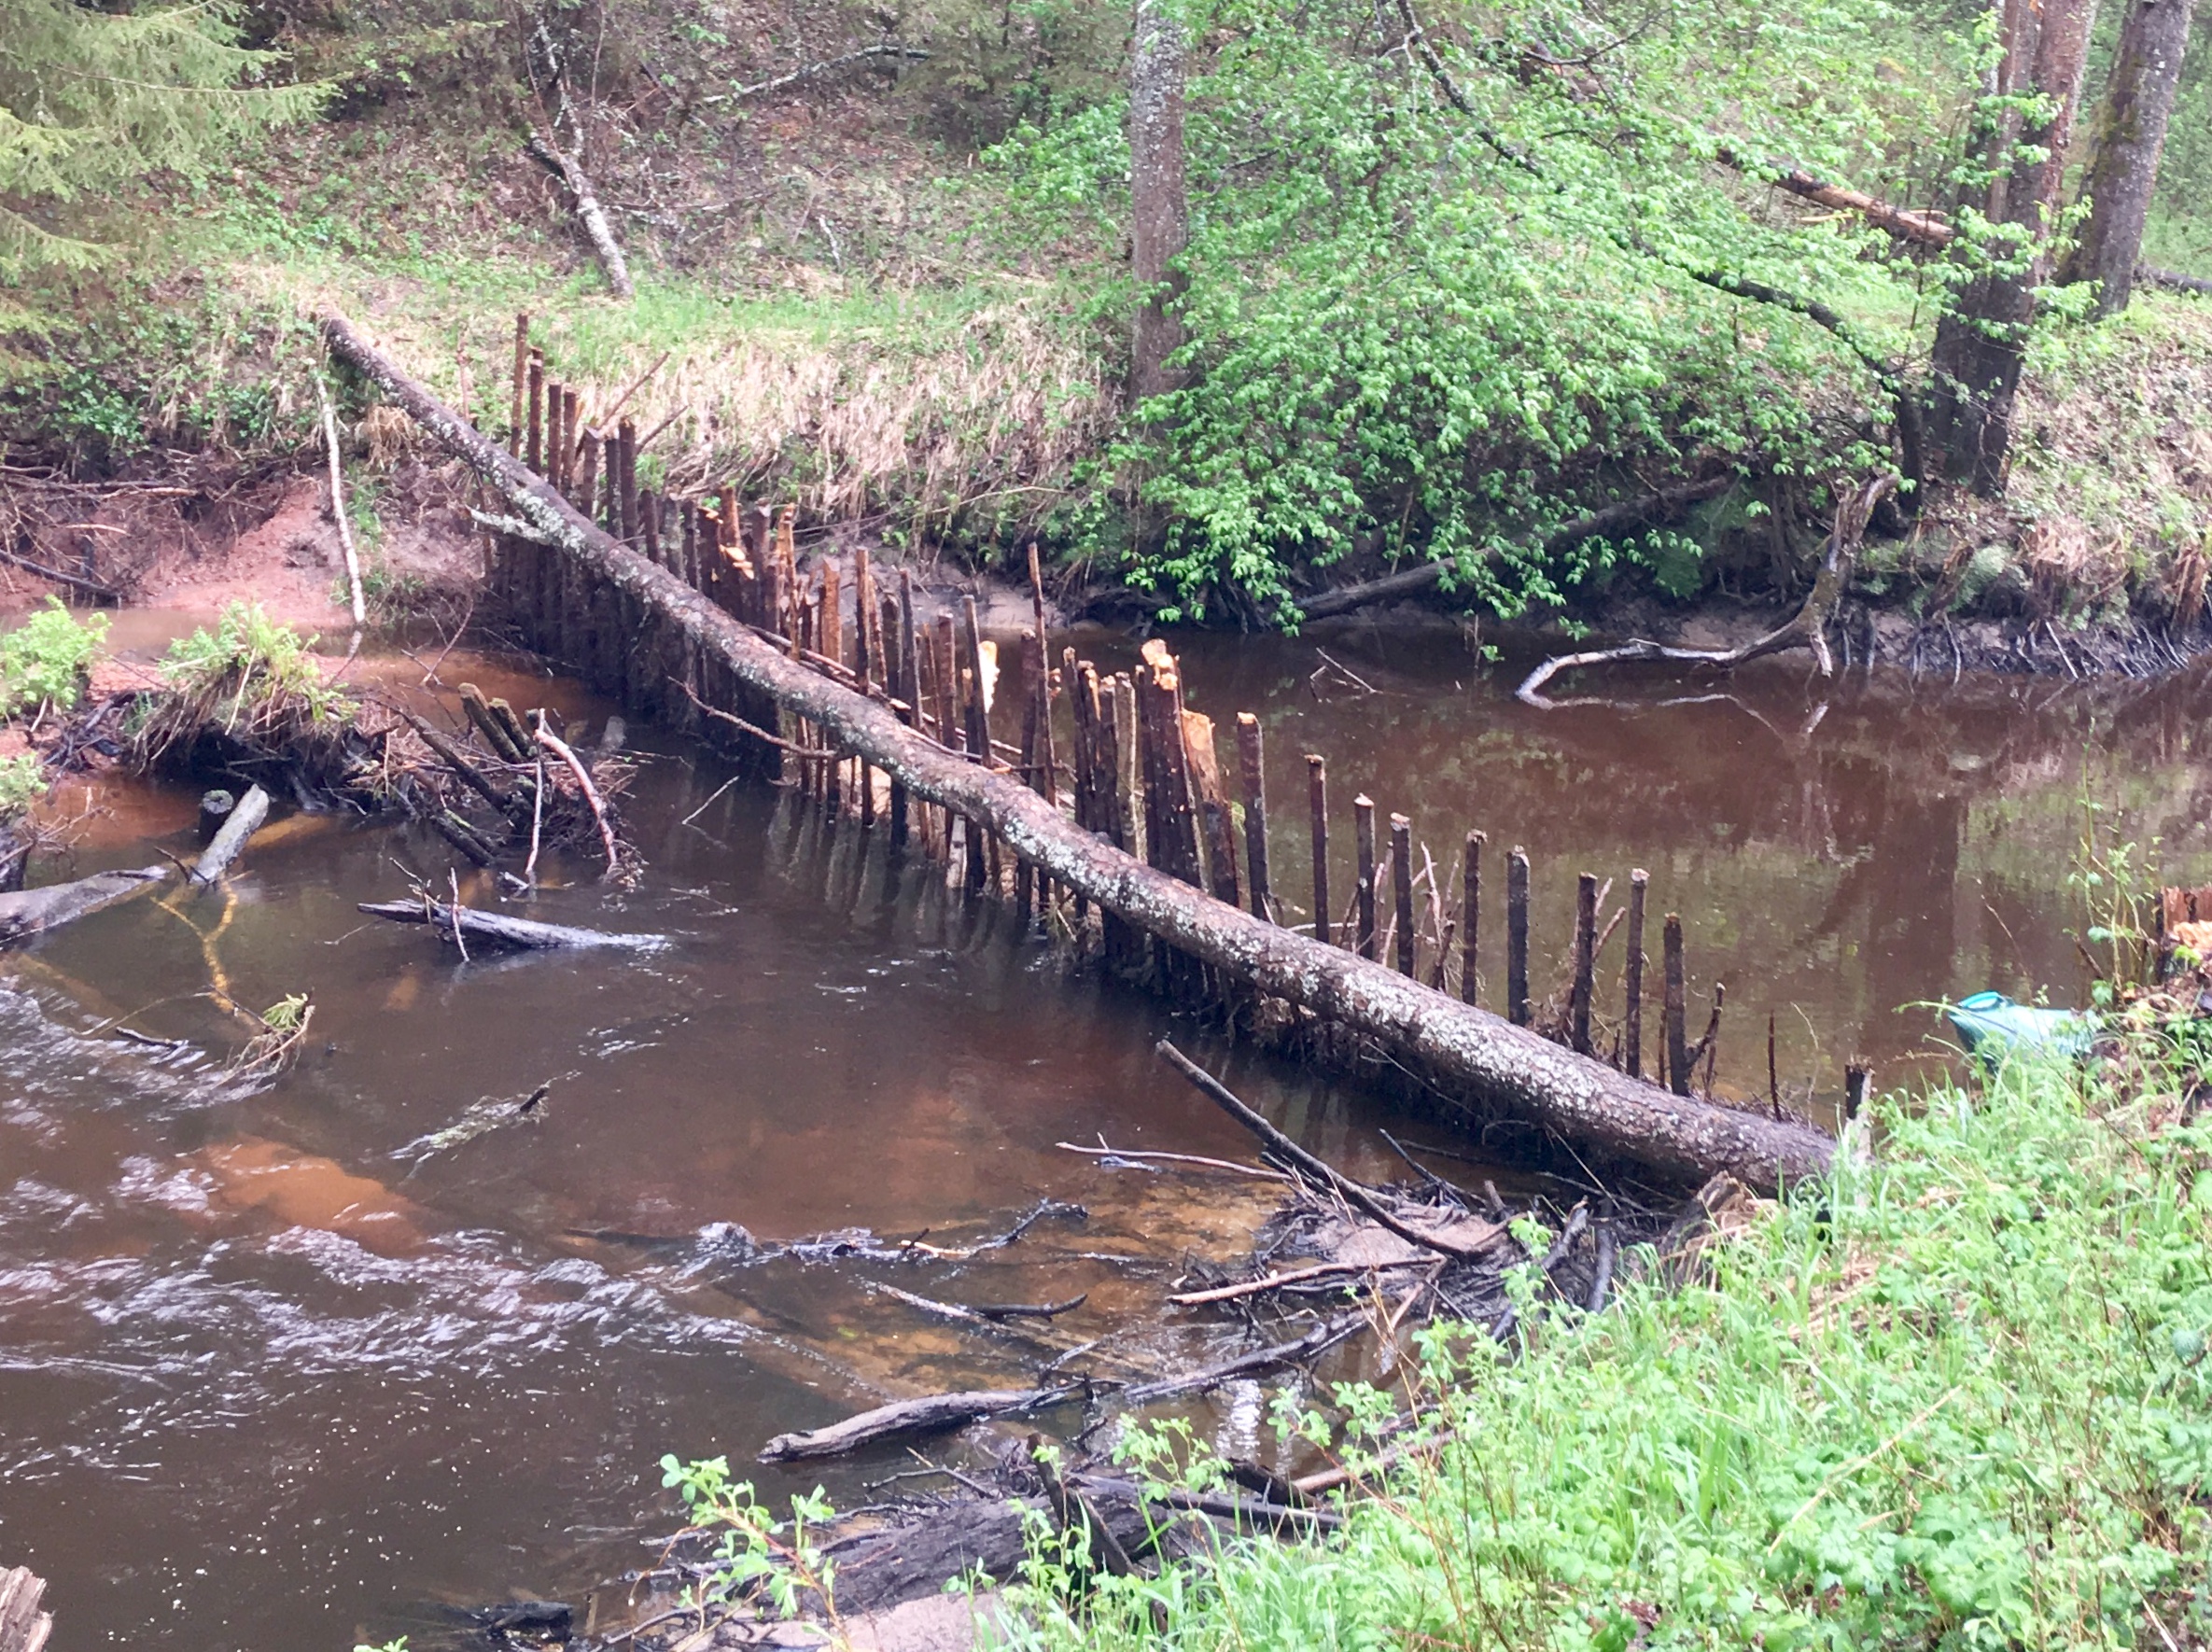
[1946,990,2096,1067]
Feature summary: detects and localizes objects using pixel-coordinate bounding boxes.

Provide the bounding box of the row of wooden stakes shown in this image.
[493,319,1725,1099]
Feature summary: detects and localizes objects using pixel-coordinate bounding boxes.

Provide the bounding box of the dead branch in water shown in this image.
[532,721,622,874]
[358,896,668,951]
[1156,1040,1505,1262]
[188,783,271,886]
[1516,474,1898,706]
[0,864,170,946]
[757,1385,1082,1463]
[315,375,367,627]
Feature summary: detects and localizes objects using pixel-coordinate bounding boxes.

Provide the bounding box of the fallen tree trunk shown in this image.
[525,134,636,301]
[358,898,668,951]
[1516,474,1897,707]
[189,783,271,885]
[758,1384,1081,1463]
[0,864,170,946]
[324,312,1834,1196]
[1296,477,1731,622]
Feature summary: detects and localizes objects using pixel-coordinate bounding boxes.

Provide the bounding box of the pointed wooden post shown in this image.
[1391,813,1415,975]
[1664,912,1689,1097]
[1461,829,1483,1005]
[1307,755,1330,945]
[1624,869,1648,1078]
[525,349,544,473]
[508,312,530,456]
[1506,847,1531,1027]
[1235,713,1271,922]
[1571,872,1597,1055]
[1353,795,1378,960]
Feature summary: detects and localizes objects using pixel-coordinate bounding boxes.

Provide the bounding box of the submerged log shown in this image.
[0,1568,51,1652]
[358,898,668,951]
[0,865,170,946]
[189,783,272,885]
[758,1385,1081,1463]
[323,313,1833,1196]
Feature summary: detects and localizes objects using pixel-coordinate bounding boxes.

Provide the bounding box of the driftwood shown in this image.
[0,864,169,946]
[0,1569,50,1652]
[358,897,668,951]
[315,377,367,627]
[758,1385,1081,1463]
[1119,1311,1365,1405]
[189,783,272,885]
[1157,1040,1504,1262]
[1296,478,1731,622]
[525,133,635,300]
[1517,474,1898,707]
[323,311,1835,1197]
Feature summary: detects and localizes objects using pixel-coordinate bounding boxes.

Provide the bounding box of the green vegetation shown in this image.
[0,755,49,825]
[0,599,107,721]
[153,602,348,729]
[0,0,318,339]
[1,0,2205,626]
[1034,1031,2212,1645]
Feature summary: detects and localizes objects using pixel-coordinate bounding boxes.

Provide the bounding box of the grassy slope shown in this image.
[6,13,2210,622]
[991,1031,2212,1649]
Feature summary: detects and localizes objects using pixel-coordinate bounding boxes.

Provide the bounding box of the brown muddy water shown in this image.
[3,613,2207,1650]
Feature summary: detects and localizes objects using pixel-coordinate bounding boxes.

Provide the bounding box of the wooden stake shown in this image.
[1664,913,1689,1097]
[1571,872,1597,1055]
[562,387,582,486]
[1768,1012,1781,1121]
[525,349,544,473]
[1390,814,1415,975]
[1307,755,1330,946]
[1353,796,1378,960]
[1624,869,1648,1078]
[616,418,638,545]
[576,432,601,531]
[933,615,961,752]
[509,313,530,455]
[1461,830,1483,1005]
[639,489,662,567]
[1184,710,1239,907]
[1506,847,1530,1027]
[1235,713,1271,922]
[1028,543,1057,807]
[959,596,990,764]
[544,378,564,490]
[820,562,845,673]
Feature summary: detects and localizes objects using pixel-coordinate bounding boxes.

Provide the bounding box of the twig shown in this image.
[534,721,621,875]
[315,375,367,628]
[708,41,930,105]
[524,751,547,887]
[1155,1041,1500,1261]
[1169,1261,1420,1306]
[1055,1140,1293,1181]
[676,679,808,752]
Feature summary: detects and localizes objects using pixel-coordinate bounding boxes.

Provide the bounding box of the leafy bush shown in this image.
[999,1035,2212,1649]
[0,754,48,824]
[0,598,108,720]
[155,601,348,727]
[999,0,1967,619]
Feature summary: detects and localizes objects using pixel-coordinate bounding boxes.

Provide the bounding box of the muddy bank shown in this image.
[8,445,2206,683]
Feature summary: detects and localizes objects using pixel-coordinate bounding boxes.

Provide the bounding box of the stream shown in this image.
[3,612,2206,1649]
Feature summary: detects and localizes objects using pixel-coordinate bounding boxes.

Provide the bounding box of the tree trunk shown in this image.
[1129,0,1190,405]
[2060,0,2198,315]
[323,313,1836,1197]
[1928,0,2099,496]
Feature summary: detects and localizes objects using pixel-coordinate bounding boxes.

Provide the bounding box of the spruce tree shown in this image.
[0,1,320,280]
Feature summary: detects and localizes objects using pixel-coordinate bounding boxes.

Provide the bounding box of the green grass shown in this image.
[985,1031,2212,1650]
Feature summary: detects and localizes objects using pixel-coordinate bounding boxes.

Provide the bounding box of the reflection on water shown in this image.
[3,628,2208,1649]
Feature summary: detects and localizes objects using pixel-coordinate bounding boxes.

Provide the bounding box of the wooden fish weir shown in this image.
[327,312,1833,1196]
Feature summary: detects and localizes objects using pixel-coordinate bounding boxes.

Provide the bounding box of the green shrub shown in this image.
[0,754,48,823]
[155,602,348,728]
[0,597,107,720]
